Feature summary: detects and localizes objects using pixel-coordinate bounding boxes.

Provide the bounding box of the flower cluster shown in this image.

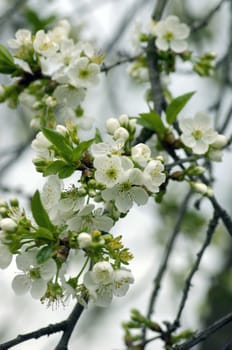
[3,19,103,129]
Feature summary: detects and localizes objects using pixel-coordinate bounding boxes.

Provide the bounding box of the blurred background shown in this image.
[0,0,232,349]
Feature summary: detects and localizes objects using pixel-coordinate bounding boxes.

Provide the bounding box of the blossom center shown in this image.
[164,32,174,41]
[192,130,203,140]
[106,167,119,180]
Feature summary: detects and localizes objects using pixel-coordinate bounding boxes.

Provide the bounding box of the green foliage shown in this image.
[0,45,18,74]
[72,139,94,162]
[36,245,53,264]
[42,128,73,161]
[166,92,195,125]
[24,8,56,32]
[31,190,54,231]
[138,111,166,136]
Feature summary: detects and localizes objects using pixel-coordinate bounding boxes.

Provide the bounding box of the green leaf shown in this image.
[42,128,73,161]
[31,190,54,230]
[34,227,54,241]
[139,111,166,136]
[24,8,56,31]
[166,92,195,125]
[58,165,75,179]
[0,44,17,74]
[72,139,94,162]
[36,245,53,264]
[44,160,67,176]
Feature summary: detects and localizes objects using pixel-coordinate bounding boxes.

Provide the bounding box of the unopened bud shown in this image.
[0,218,17,232]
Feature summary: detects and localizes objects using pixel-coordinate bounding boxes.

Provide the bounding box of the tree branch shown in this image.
[191,0,227,32]
[141,190,192,345]
[54,302,84,350]
[152,0,169,21]
[171,211,220,331]
[174,311,232,350]
[0,302,84,350]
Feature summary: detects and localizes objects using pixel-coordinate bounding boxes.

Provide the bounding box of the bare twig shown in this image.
[101,54,139,74]
[191,0,227,32]
[0,302,84,350]
[152,0,169,20]
[171,212,219,331]
[174,311,232,350]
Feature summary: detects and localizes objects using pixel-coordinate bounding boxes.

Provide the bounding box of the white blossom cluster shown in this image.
[7,19,102,129]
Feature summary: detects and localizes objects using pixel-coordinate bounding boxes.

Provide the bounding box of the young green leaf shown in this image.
[36,245,53,264]
[72,139,94,162]
[34,227,55,241]
[31,190,54,230]
[42,127,73,161]
[139,111,166,136]
[58,165,75,179]
[0,44,17,74]
[44,160,67,176]
[166,91,195,125]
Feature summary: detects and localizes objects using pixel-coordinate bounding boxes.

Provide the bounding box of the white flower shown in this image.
[102,168,148,213]
[113,127,129,144]
[0,244,12,269]
[41,175,63,221]
[179,112,218,155]
[53,85,86,109]
[33,30,59,57]
[143,160,166,193]
[83,262,134,307]
[0,218,17,232]
[8,29,32,50]
[67,204,113,232]
[78,232,92,248]
[65,57,100,88]
[94,155,124,188]
[151,16,190,53]
[91,142,123,158]
[12,250,57,299]
[106,118,120,135]
[31,131,53,159]
[131,143,151,166]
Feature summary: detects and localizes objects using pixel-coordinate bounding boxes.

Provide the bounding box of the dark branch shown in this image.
[141,190,192,345]
[0,302,84,350]
[174,311,232,350]
[191,0,227,32]
[54,302,84,350]
[171,212,220,331]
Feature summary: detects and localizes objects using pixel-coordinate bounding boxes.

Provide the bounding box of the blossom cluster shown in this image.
[2,19,103,129]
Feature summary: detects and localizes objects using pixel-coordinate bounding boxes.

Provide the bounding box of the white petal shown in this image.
[179,118,194,134]
[155,38,169,51]
[193,140,208,154]
[0,245,12,269]
[170,40,188,53]
[181,134,196,148]
[12,275,31,295]
[193,112,211,131]
[40,259,56,280]
[30,279,47,299]
[130,187,149,206]
[115,192,133,213]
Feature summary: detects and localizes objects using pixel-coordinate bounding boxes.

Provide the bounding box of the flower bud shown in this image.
[0,218,17,232]
[119,114,129,126]
[113,127,129,142]
[56,124,68,135]
[211,134,227,149]
[106,118,120,134]
[78,232,92,248]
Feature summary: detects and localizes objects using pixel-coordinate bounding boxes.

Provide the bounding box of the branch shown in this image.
[146,190,193,318]
[152,0,169,21]
[0,302,84,350]
[171,211,220,331]
[209,196,232,237]
[54,302,84,350]
[0,321,66,350]
[191,0,227,32]
[101,54,139,74]
[174,311,232,350]
[141,190,192,344]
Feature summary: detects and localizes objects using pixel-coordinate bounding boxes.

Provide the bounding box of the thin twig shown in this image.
[0,302,84,350]
[209,196,232,237]
[141,190,192,346]
[174,311,232,350]
[171,212,219,331]
[152,0,169,20]
[191,0,227,32]
[101,54,139,74]
[0,321,67,350]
